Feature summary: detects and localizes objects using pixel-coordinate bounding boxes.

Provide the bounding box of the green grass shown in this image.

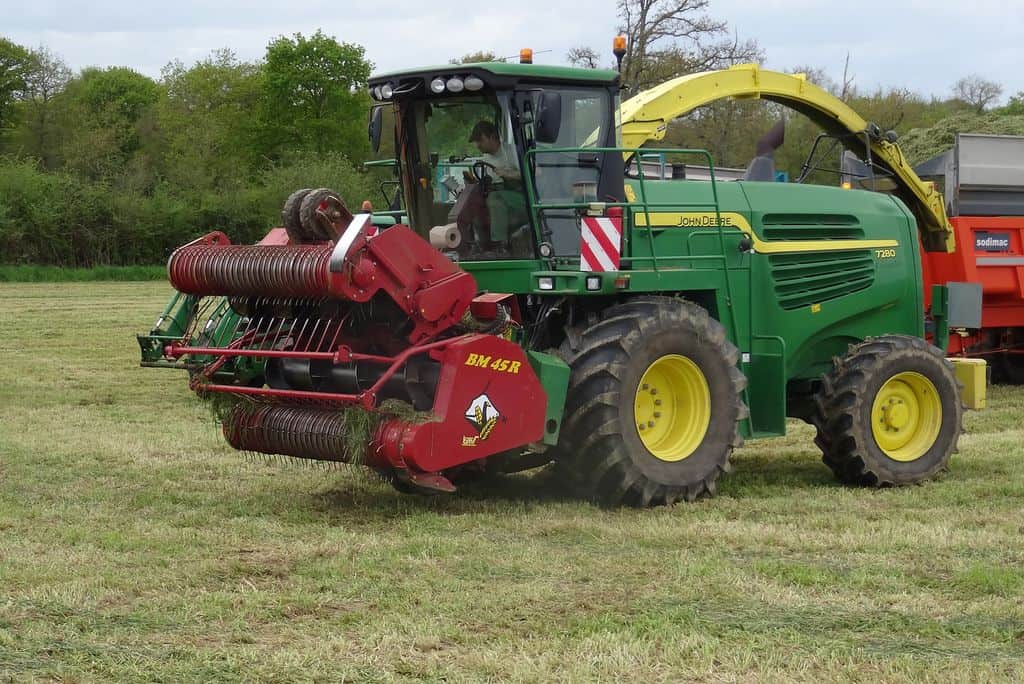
[1,282,1023,682]
[0,265,166,282]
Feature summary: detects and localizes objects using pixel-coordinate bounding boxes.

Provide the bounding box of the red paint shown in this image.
[372,334,546,473]
[258,227,290,246]
[471,292,522,323]
[923,216,1024,354]
[167,224,478,344]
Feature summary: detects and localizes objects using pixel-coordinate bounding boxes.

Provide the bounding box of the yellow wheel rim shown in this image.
[870,372,942,462]
[634,354,711,461]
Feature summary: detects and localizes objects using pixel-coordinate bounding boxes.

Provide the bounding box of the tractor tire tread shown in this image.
[556,295,747,507]
[811,334,964,486]
[282,188,313,244]
[299,188,343,242]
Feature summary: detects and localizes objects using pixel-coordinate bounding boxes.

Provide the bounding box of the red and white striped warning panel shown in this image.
[580,215,623,272]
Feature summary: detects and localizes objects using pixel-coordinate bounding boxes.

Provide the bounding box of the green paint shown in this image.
[144,70,936,447]
[526,350,570,445]
[370,62,618,85]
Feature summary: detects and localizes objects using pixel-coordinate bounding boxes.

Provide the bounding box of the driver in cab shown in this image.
[465,121,520,184]
[461,120,527,249]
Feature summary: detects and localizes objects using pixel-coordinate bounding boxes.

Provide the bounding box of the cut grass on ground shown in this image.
[1,282,1022,682]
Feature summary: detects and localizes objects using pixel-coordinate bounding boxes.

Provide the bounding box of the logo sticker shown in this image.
[462,393,500,447]
[975,232,1011,252]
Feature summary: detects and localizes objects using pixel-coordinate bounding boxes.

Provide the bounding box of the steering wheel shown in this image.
[471,160,497,183]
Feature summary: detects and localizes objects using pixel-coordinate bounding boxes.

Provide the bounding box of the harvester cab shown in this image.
[366,62,627,263]
[139,60,977,506]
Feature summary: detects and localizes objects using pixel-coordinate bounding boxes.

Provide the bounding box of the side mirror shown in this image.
[368,106,383,154]
[535,91,562,144]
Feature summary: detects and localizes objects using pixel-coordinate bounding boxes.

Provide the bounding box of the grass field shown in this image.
[2,282,1023,682]
[0,266,166,283]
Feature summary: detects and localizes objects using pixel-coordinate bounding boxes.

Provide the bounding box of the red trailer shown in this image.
[917,134,1024,380]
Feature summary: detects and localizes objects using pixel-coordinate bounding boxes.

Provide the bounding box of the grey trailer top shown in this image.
[914,133,1024,217]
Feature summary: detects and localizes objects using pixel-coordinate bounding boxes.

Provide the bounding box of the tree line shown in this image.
[3,0,1023,267]
[0,31,376,266]
[569,1,1024,179]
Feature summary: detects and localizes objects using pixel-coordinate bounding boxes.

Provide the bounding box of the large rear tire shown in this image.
[557,297,748,506]
[813,335,963,486]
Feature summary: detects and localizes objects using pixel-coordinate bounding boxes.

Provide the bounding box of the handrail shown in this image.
[522,145,726,274]
[522,144,748,434]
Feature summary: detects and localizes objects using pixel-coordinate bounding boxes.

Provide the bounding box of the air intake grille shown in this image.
[761,214,865,241]
[770,250,875,310]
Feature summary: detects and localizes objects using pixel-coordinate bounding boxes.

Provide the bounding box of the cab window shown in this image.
[530,88,611,257]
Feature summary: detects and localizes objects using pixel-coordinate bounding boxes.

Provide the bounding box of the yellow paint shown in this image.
[465,354,521,374]
[632,211,898,255]
[949,358,987,410]
[870,372,942,461]
[618,64,955,252]
[634,354,710,461]
[810,303,822,313]
[466,353,492,368]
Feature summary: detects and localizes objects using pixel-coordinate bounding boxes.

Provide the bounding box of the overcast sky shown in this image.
[3,0,1021,102]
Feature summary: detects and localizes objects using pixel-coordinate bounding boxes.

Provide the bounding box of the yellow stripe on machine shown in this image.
[632,211,898,255]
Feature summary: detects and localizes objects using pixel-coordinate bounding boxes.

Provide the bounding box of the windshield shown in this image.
[400,93,532,261]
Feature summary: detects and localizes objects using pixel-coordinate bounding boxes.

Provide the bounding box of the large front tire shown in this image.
[813,335,963,486]
[557,297,748,507]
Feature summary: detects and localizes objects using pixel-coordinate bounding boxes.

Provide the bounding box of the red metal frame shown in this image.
[371,334,547,473]
[160,220,548,484]
[923,215,1024,355]
[182,336,464,409]
[167,225,478,344]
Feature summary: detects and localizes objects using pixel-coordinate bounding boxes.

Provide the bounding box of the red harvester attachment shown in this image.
[157,190,547,492]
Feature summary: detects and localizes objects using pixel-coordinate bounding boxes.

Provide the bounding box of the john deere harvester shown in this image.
[139,62,979,506]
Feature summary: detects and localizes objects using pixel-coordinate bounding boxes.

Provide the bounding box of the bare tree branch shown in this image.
[952,74,1003,113]
[613,0,759,93]
[567,47,601,70]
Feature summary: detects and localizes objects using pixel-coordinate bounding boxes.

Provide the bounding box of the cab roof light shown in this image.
[613,34,627,72]
[520,48,533,64]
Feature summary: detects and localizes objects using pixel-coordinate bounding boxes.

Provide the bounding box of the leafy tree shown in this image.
[0,37,33,133]
[15,46,71,168]
[57,66,160,183]
[996,92,1024,116]
[451,51,498,64]
[951,75,1003,113]
[158,49,263,191]
[262,30,372,159]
